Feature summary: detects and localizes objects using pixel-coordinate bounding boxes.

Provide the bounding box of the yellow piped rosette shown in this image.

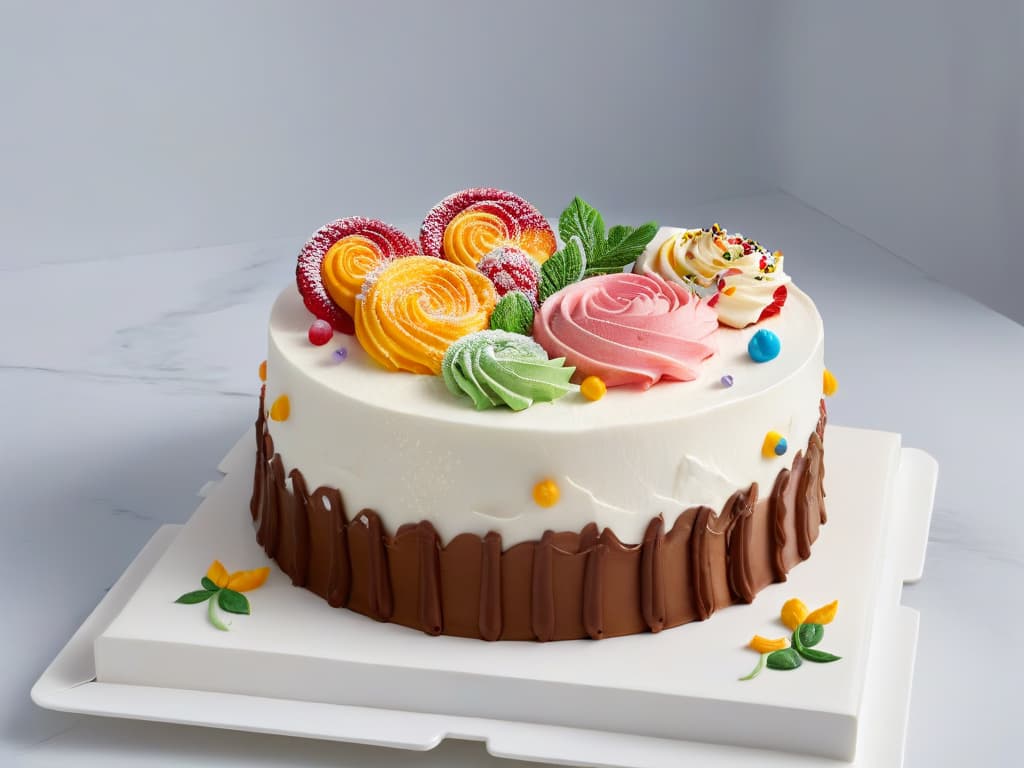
[355,256,497,374]
[443,209,556,268]
[321,235,387,316]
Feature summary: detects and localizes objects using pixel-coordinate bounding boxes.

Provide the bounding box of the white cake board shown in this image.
[33,425,936,767]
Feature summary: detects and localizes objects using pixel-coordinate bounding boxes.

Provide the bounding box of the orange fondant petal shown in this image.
[206,560,230,589]
[226,567,271,592]
[806,600,839,625]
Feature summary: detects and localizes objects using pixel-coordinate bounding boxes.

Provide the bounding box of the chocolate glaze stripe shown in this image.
[690,506,716,621]
[479,532,502,640]
[251,401,828,642]
[640,518,667,633]
[289,469,311,588]
[583,541,606,639]
[531,532,556,642]
[417,521,443,635]
[727,484,759,604]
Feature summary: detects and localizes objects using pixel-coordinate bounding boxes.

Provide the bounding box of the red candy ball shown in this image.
[476,246,541,307]
[308,319,334,346]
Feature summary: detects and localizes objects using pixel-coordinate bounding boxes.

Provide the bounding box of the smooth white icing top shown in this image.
[265,262,825,545]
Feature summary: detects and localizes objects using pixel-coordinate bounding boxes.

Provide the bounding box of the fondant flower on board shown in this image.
[355,255,497,374]
[174,560,270,631]
[740,598,841,681]
[532,272,718,389]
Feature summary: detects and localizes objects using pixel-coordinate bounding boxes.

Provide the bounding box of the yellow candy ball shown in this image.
[580,375,607,402]
[269,394,290,422]
[258,360,267,382]
[532,478,560,508]
[823,368,838,397]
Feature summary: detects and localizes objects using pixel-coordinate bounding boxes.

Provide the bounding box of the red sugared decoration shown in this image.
[476,246,541,307]
[756,284,789,323]
[419,188,556,265]
[296,217,420,335]
[308,319,334,346]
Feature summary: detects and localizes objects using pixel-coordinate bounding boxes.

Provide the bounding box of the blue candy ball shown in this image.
[748,329,781,363]
[774,437,788,456]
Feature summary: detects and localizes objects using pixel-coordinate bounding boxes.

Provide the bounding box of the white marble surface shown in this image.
[3,192,1020,767]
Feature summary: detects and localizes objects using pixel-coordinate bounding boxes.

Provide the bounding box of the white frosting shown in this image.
[264,272,824,546]
[635,226,792,328]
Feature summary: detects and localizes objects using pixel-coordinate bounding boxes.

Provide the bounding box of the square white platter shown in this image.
[33,425,936,768]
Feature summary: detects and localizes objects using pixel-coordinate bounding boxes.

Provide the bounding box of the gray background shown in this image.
[2,0,1021,322]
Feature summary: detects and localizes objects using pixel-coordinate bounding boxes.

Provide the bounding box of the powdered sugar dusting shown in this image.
[296,217,419,333]
[419,188,553,257]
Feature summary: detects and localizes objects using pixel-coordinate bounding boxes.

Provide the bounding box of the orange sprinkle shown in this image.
[258,360,267,382]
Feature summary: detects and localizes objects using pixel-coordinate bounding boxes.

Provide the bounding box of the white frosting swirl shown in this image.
[634,225,791,328]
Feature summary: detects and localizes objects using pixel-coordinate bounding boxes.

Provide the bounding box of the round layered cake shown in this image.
[251,198,832,641]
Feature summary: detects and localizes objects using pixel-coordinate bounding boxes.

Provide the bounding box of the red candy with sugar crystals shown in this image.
[476,246,541,308]
[296,217,419,334]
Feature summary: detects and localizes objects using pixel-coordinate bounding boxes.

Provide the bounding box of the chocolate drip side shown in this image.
[363,511,393,620]
[251,401,828,642]
[769,468,791,582]
[640,517,667,633]
[479,532,502,641]
[264,454,285,559]
[690,506,716,621]
[727,484,759,604]
[531,532,556,642]
[288,469,311,588]
[583,541,606,639]
[417,521,443,635]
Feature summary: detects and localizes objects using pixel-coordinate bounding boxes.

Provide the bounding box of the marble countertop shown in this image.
[2,193,1020,767]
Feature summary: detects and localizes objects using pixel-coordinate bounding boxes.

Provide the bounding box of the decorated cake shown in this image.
[250,189,836,641]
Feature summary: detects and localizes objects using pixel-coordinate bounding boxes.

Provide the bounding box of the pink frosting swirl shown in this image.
[532,273,719,389]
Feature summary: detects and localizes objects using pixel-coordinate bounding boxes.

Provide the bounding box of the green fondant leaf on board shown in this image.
[489,291,535,336]
[765,648,803,671]
[797,647,842,663]
[218,589,251,615]
[201,577,220,592]
[558,196,605,263]
[798,622,825,648]
[175,590,215,605]
[539,237,586,303]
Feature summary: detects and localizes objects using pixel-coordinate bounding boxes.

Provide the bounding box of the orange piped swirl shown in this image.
[443,209,507,269]
[321,235,386,316]
[355,256,497,374]
[442,209,557,269]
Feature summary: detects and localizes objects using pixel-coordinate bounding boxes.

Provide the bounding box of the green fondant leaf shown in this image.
[539,237,586,303]
[585,221,659,275]
[739,653,767,682]
[489,291,535,335]
[218,589,251,615]
[175,590,215,605]
[765,648,803,671]
[797,647,842,663]
[798,622,825,648]
[558,196,605,263]
[201,577,219,591]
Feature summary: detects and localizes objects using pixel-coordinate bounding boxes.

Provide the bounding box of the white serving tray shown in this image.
[33,426,936,768]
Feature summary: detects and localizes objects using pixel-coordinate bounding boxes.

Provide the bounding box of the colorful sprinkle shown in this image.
[823,368,838,397]
[308,319,333,346]
[720,374,734,388]
[269,395,290,422]
[532,478,560,508]
[762,431,787,458]
[580,375,607,402]
[748,329,781,363]
[258,360,267,382]
[333,347,349,362]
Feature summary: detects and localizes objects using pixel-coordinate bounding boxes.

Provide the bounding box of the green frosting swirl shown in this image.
[441,330,576,411]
